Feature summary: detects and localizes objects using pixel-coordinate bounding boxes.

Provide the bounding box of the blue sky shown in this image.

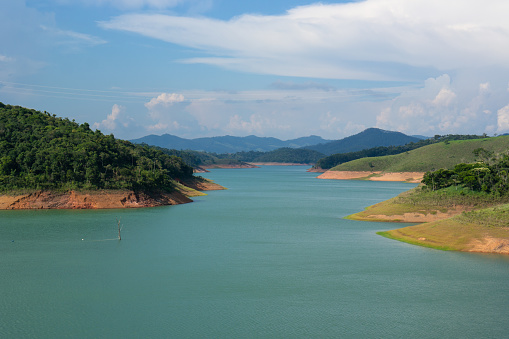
[2,0,509,140]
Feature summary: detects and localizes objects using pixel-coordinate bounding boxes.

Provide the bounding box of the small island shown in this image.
[0,103,224,209]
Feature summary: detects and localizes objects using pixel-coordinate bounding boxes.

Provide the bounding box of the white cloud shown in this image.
[376,74,508,136]
[480,82,490,93]
[100,0,509,80]
[145,92,184,109]
[93,104,129,130]
[497,104,509,133]
[144,93,197,134]
[136,88,382,139]
[432,88,456,107]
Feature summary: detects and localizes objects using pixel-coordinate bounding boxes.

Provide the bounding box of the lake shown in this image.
[1,166,508,338]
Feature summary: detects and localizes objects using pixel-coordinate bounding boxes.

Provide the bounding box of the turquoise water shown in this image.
[1,166,508,338]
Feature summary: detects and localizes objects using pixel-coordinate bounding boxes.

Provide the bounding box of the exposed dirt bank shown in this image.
[468,236,509,254]
[0,178,225,210]
[0,190,192,210]
[318,170,424,183]
[348,191,509,255]
[379,220,509,255]
[349,205,471,223]
[248,162,312,166]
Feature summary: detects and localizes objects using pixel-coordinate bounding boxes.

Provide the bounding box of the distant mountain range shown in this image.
[305,128,422,155]
[130,128,424,155]
[130,134,331,153]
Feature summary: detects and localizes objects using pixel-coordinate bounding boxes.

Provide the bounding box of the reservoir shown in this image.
[1,166,508,338]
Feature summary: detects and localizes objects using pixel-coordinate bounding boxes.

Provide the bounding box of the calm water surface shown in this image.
[1,166,508,338]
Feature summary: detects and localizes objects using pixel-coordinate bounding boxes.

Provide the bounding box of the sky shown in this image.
[2,0,509,141]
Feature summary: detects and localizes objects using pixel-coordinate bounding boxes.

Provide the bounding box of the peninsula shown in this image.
[326,137,509,254]
[0,103,224,209]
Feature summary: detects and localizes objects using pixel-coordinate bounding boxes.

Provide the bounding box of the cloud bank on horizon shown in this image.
[2,0,509,140]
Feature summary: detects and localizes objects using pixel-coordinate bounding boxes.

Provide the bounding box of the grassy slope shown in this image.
[348,186,509,252]
[330,136,509,172]
[378,206,509,252]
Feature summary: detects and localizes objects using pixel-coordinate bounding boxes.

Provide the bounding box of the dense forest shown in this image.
[422,148,509,195]
[0,103,193,192]
[150,147,325,168]
[313,134,487,170]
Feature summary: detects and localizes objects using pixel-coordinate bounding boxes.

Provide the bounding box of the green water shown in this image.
[1,166,508,338]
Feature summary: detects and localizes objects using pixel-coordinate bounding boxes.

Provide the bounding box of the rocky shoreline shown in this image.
[0,179,225,210]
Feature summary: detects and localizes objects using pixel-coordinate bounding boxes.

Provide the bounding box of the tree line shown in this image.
[215,148,325,164]
[0,103,193,192]
[422,148,509,195]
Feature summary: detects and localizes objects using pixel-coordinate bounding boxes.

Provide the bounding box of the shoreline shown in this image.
[0,178,225,210]
[317,170,424,183]
[347,189,509,255]
[201,164,259,169]
[248,162,312,166]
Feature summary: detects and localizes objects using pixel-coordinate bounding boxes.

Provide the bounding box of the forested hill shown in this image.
[131,133,329,153]
[305,128,421,155]
[0,103,193,192]
[216,148,325,164]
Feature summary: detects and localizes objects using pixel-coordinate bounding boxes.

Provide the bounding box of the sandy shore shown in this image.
[317,170,424,183]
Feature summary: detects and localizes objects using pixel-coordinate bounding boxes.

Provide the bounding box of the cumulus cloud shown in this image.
[497,104,509,134]
[93,104,130,131]
[432,88,456,107]
[100,0,509,80]
[376,74,509,136]
[144,93,199,133]
[145,92,185,109]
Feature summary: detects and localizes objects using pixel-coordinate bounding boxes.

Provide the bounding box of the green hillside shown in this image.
[313,134,485,170]
[0,103,194,192]
[330,136,509,172]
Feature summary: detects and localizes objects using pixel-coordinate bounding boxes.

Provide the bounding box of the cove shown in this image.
[1,166,508,338]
